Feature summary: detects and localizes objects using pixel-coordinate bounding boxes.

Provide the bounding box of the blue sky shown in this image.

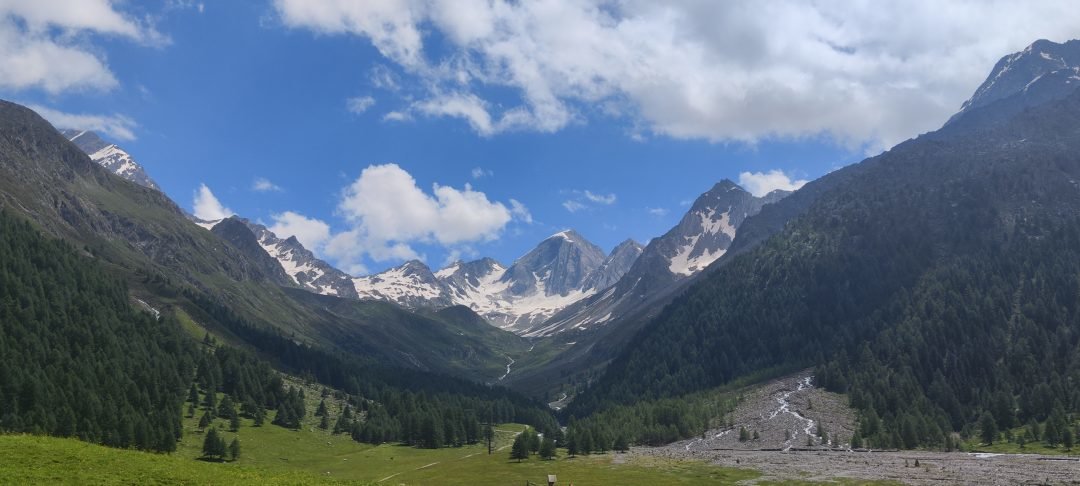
[3,1,1079,275]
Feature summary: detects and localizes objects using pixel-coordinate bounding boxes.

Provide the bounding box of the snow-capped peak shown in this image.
[59,129,161,191]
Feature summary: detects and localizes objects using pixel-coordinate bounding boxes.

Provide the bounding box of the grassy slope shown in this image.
[0,435,356,485]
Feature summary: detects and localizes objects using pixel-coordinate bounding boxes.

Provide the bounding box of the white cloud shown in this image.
[370,64,401,91]
[252,177,283,192]
[471,167,494,179]
[346,95,376,114]
[321,163,517,271]
[273,0,1080,148]
[30,104,137,141]
[192,184,234,221]
[646,207,668,216]
[0,0,160,94]
[738,170,809,197]
[269,211,330,251]
[509,198,532,224]
[584,190,616,205]
[413,92,496,135]
[562,200,586,213]
[382,111,410,122]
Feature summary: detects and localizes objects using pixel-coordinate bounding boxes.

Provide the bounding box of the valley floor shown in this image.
[640,373,1080,485]
[637,447,1080,485]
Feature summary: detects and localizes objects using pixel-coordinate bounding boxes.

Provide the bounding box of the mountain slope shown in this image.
[0,99,525,383]
[572,39,1080,448]
[58,129,160,191]
[502,181,790,397]
[0,210,193,452]
[533,181,788,338]
[243,219,360,299]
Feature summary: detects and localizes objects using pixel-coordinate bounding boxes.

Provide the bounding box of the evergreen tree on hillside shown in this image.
[613,434,629,453]
[202,427,226,461]
[566,431,579,457]
[229,438,241,461]
[510,433,529,462]
[539,437,557,460]
[980,412,998,445]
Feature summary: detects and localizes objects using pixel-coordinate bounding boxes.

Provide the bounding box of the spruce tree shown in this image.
[566,430,579,457]
[980,412,998,445]
[539,437,557,460]
[319,413,330,430]
[202,427,226,460]
[613,434,629,453]
[218,395,235,419]
[528,429,541,454]
[229,438,241,461]
[510,433,529,462]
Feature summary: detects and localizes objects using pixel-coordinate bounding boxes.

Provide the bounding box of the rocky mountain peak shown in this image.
[955,39,1080,119]
[58,129,161,191]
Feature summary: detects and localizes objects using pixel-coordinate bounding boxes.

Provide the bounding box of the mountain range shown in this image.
[4,36,1080,463]
[61,125,790,340]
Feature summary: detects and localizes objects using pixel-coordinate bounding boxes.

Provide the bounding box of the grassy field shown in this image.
[0,434,356,485]
[174,389,761,486]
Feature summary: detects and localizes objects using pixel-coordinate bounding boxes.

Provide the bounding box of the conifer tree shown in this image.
[510,433,529,462]
[202,427,226,460]
[229,438,241,461]
[539,437,556,459]
[980,412,998,445]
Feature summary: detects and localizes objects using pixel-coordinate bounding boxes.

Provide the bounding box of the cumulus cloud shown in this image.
[0,0,160,94]
[192,184,234,221]
[30,104,138,141]
[738,170,809,197]
[313,163,526,273]
[273,0,1080,149]
[269,211,331,250]
[346,95,376,114]
[252,177,283,192]
[646,207,668,216]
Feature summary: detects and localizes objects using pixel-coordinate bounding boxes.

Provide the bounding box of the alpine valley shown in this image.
[4,7,1080,483]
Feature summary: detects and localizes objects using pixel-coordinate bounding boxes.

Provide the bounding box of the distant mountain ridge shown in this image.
[531,179,789,337]
[58,129,160,191]
[52,129,785,340]
[352,229,640,331]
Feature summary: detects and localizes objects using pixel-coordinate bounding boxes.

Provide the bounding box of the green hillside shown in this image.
[0,99,522,383]
[573,76,1080,449]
